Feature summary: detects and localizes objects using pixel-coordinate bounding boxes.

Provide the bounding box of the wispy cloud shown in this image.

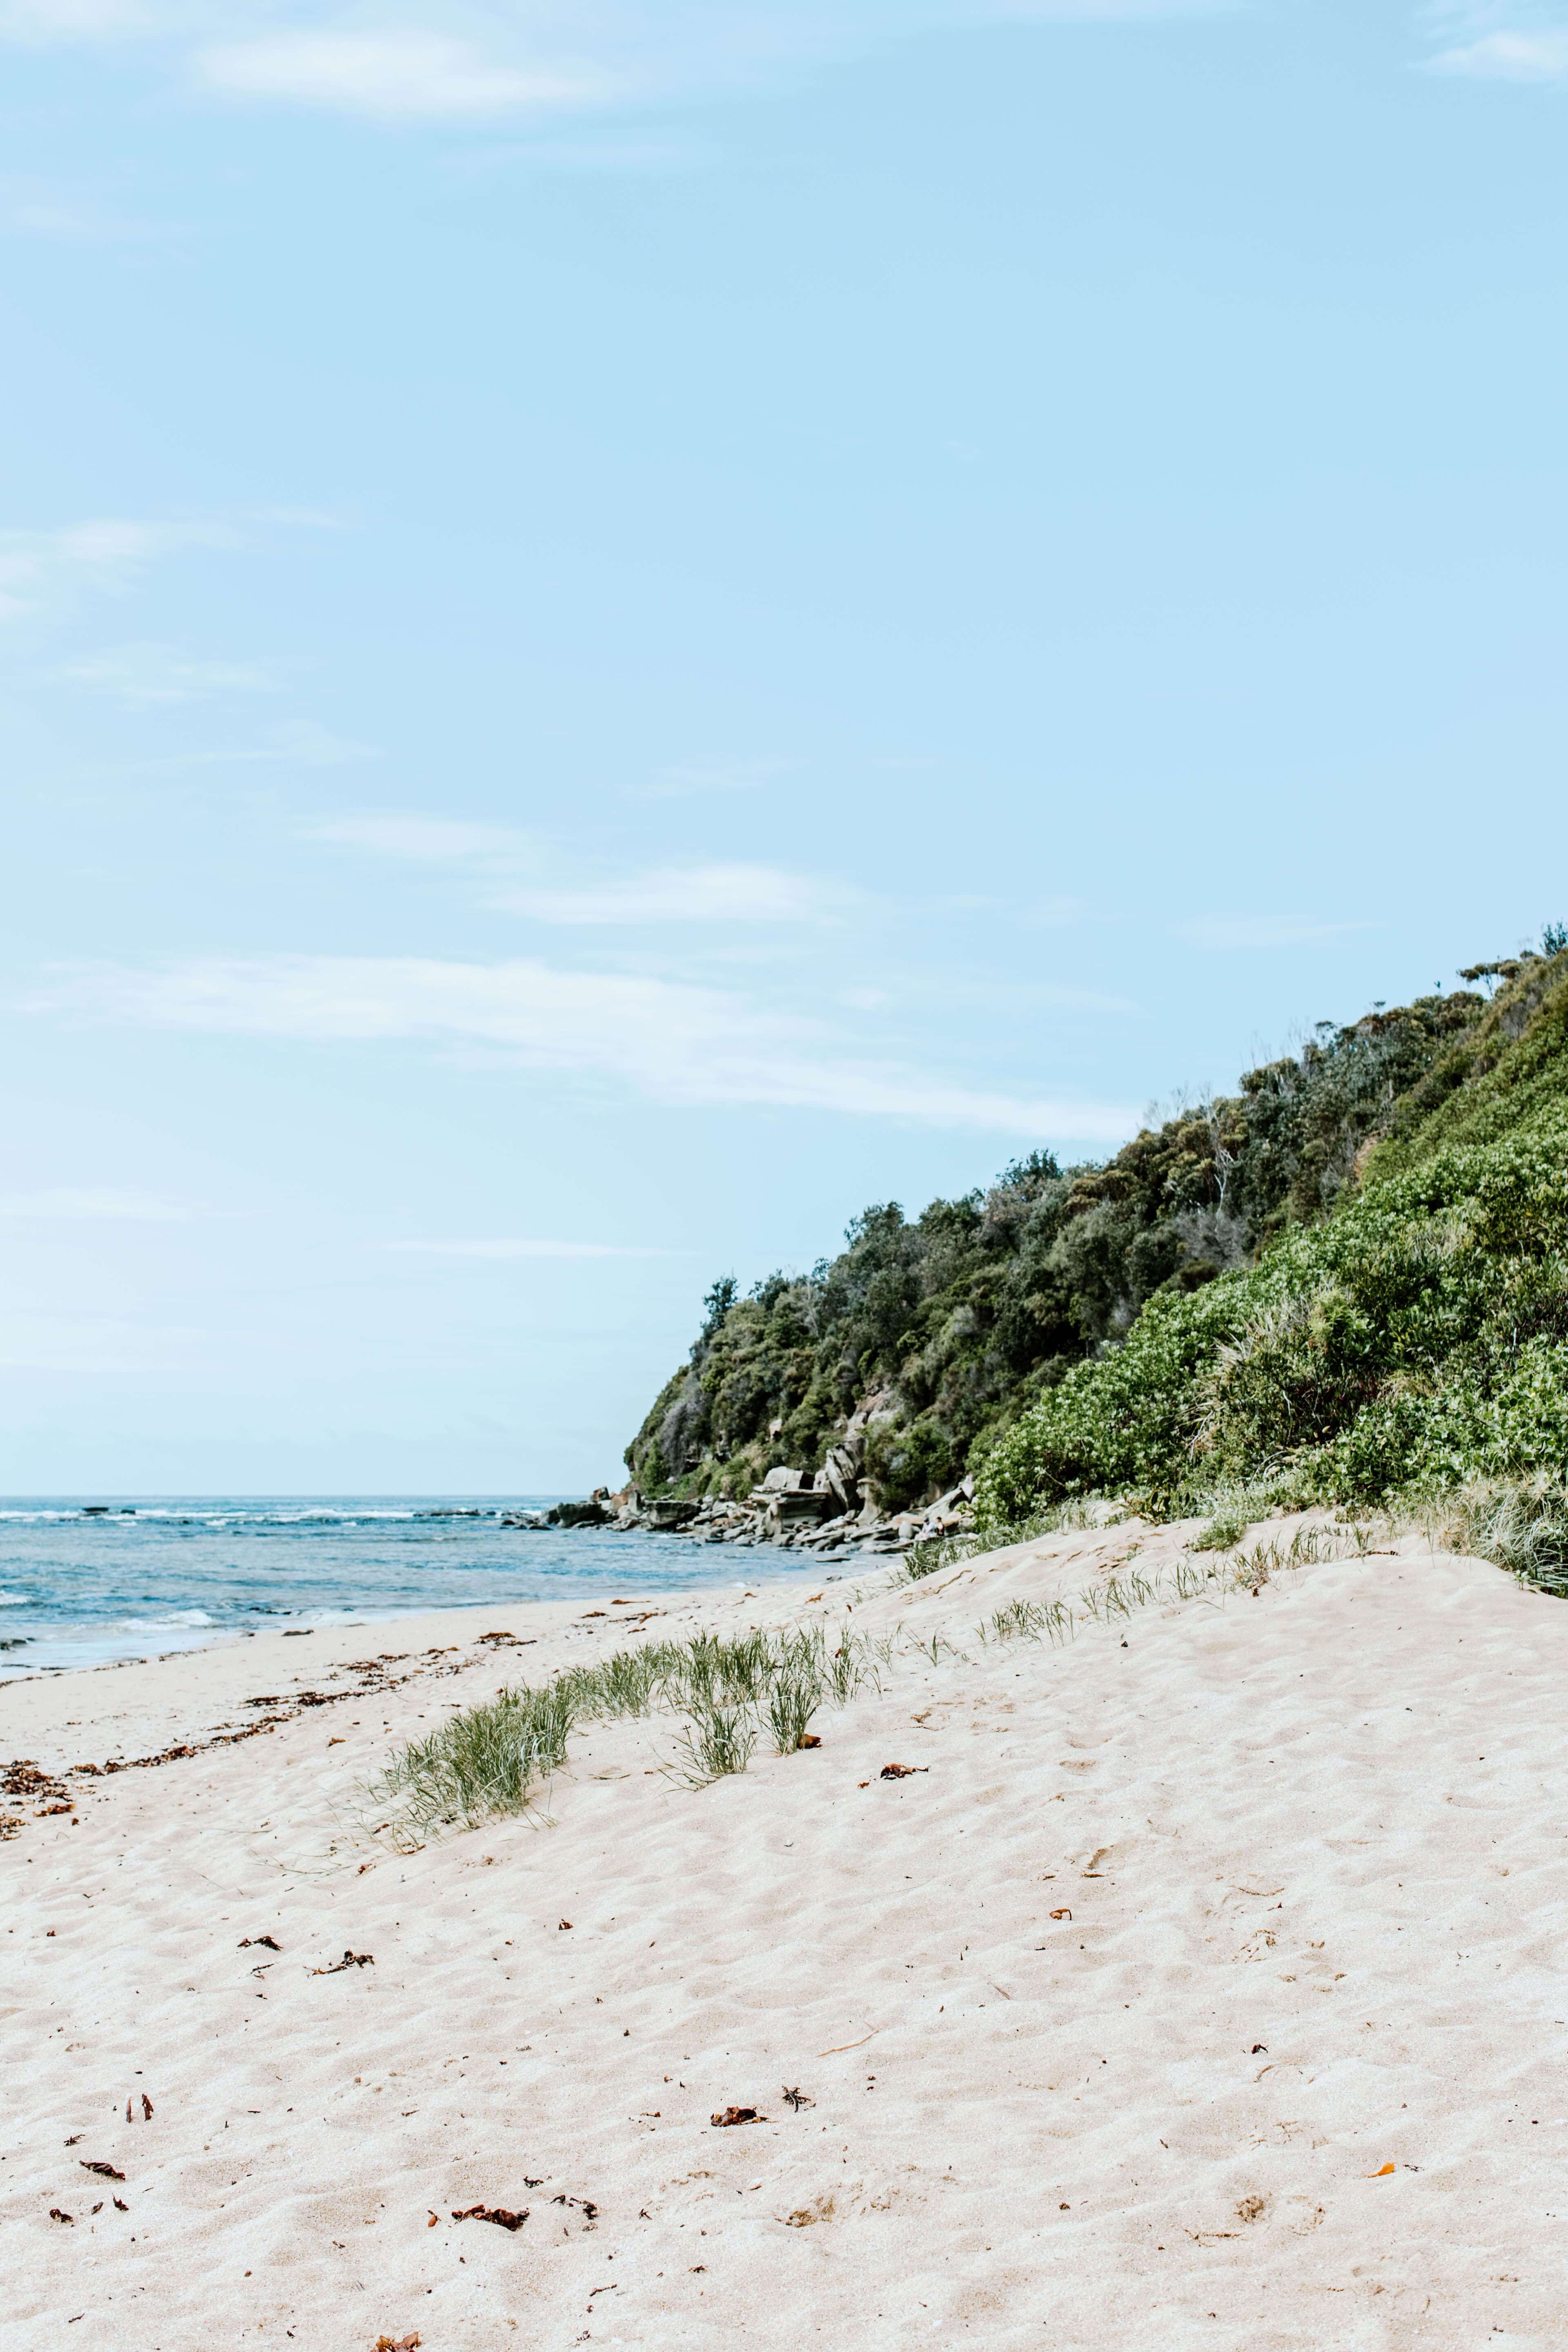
[2,187,175,241]
[27,954,1136,1139]
[1173,916,1374,952]
[0,1,158,36]
[196,29,612,119]
[0,517,236,621]
[62,640,278,703]
[1426,26,1568,75]
[133,719,378,773]
[387,1236,681,1260]
[494,863,858,926]
[0,0,1225,125]
[310,815,858,925]
[310,814,535,861]
[0,1185,198,1220]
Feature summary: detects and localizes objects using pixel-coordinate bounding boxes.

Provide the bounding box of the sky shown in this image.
[2,0,1566,1493]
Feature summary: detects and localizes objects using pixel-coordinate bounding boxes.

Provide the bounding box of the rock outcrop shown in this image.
[528,1470,978,1560]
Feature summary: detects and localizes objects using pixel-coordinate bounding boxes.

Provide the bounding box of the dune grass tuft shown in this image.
[1439,1479,1568,1598]
[371,1621,890,1832]
[370,1681,576,1835]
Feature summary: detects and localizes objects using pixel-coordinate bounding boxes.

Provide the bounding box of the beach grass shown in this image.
[370,1680,576,1835]
[1437,1479,1568,1599]
[370,1621,889,1831]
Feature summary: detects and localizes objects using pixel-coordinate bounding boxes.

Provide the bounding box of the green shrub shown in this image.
[976,986,1568,1528]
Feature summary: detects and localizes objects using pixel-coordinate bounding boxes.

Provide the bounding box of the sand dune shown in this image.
[4,1517,1568,2349]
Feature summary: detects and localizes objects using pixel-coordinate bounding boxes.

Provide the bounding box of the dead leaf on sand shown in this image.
[114,2198,129,2212]
[49,2209,74,2224]
[1364,2162,1396,2178]
[239,1936,282,1952]
[711,2107,765,2128]
[782,2086,814,2110]
[451,2204,529,2231]
[374,2334,422,2350]
[552,2194,599,2222]
[313,1949,374,1975]
[80,2162,125,2180]
[796,1734,822,1749]
[1049,1907,1073,1921]
[880,1764,927,1780]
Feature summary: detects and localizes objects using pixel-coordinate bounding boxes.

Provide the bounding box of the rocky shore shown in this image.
[504,1466,977,1561]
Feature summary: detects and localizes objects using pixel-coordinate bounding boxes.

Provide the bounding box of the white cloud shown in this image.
[0,517,236,621]
[387,1236,679,1259]
[0,0,159,35]
[310,813,534,860]
[311,817,857,924]
[28,953,1136,1139]
[0,1185,197,1219]
[1427,27,1568,75]
[1174,916,1374,952]
[196,29,611,119]
[2,189,172,241]
[117,719,379,774]
[0,0,1225,124]
[62,640,278,703]
[495,862,858,926]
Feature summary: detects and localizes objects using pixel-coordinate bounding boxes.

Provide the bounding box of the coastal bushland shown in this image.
[629,941,1568,1523]
[975,938,1568,1526]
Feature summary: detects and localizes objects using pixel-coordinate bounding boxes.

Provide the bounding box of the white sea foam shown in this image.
[117,1610,216,1630]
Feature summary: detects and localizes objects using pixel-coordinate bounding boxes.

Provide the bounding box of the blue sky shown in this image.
[2,0,1566,1492]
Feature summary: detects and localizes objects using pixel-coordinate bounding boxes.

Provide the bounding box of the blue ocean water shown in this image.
[0,1497,800,1680]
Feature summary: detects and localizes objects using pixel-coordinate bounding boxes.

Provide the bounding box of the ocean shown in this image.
[0,1497,816,1680]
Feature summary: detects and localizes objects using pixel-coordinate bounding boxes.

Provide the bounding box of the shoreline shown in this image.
[7,1514,1567,2348]
[0,1566,842,1771]
[0,1513,845,1688]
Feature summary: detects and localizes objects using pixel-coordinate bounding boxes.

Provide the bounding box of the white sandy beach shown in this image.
[4,1519,1568,2350]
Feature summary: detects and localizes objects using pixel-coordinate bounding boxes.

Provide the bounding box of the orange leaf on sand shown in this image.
[1049,1908,1073,1921]
[1364,2162,1396,2177]
[375,2335,422,2350]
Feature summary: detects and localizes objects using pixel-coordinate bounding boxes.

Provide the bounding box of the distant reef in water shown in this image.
[609,931,1568,1552]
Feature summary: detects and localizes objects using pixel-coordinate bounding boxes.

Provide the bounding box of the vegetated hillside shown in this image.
[625,964,1508,1512]
[976,933,1568,1530]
